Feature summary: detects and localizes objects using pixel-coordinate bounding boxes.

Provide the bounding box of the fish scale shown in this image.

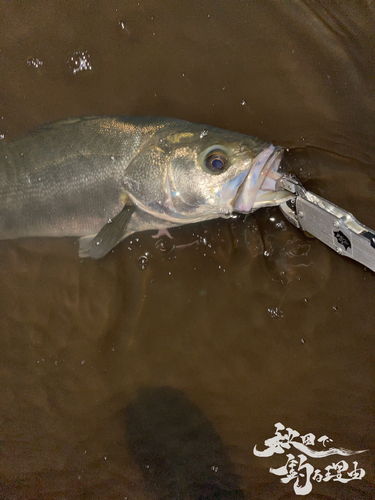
[0,116,287,258]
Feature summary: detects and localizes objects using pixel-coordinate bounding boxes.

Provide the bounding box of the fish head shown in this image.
[123,122,285,223]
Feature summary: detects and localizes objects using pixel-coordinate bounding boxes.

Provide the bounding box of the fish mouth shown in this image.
[231,145,285,212]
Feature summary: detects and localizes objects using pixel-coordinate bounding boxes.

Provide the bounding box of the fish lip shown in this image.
[232,145,283,213]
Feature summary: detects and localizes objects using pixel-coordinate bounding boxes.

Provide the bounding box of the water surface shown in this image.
[0,1,374,498]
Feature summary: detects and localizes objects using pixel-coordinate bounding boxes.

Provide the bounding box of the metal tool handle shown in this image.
[294,191,375,271]
[276,173,375,271]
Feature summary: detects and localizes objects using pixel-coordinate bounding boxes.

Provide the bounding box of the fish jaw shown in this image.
[126,145,287,223]
[231,145,285,213]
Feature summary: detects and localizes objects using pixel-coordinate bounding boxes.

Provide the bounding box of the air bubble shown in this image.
[241,100,246,105]
[275,221,287,230]
[67,50,92,75]
[138,255,149,270]
[27,57,43,68]
[155,237,175,253]
[267,307,284,319]
[155,239,167,252]
[119,20,131,35]
[200,129,208,139]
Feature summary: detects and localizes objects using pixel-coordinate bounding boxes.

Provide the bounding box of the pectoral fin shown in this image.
[79,203,136,259]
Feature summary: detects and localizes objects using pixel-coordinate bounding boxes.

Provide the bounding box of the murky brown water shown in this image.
[0,1,374,499]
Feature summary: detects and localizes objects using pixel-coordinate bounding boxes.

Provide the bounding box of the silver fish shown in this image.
[0,116,291,258]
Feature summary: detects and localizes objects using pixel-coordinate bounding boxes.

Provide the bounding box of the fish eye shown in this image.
[204,150,228,173]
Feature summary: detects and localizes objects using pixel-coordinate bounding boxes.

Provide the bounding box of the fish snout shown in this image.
[233,146,284,213]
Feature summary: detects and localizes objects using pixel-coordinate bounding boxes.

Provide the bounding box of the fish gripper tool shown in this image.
[276,174,375,272]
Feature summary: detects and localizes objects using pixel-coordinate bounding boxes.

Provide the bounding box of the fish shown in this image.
[0,116,292,258]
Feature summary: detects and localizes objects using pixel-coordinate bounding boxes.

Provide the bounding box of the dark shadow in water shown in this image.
[125,386,246,500]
